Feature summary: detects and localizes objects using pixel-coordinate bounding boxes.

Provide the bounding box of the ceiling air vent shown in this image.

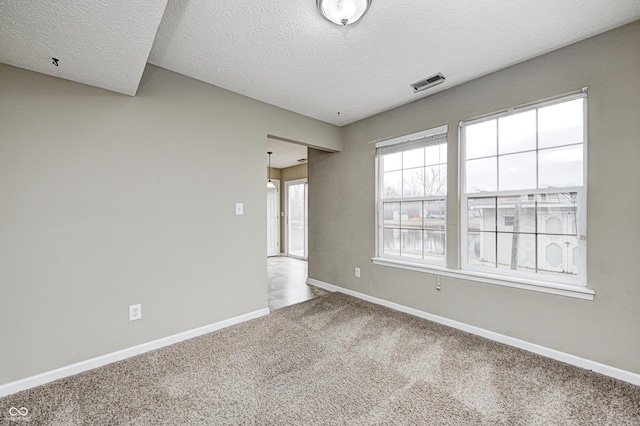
[410,73,445,93]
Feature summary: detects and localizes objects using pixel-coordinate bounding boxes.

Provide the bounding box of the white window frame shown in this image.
[374,125,448,266]
[459,91,588,288]
[372,90,594,301]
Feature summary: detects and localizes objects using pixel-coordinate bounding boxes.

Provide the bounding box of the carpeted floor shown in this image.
[2,292,639,425]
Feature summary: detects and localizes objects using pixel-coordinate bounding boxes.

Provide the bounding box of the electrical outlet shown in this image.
[355,267,361,278]
[129,304,142,321]
[436,276,441,291]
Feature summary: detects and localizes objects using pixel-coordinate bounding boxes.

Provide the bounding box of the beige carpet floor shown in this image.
[1,292,639,425]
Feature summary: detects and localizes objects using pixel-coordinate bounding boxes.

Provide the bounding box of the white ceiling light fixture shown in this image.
[267,151,277,190]
[317,0,372,26]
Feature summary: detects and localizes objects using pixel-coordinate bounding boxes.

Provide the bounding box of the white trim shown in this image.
[0,308,270,398]
[306,278,338,293]
[371,257,594,300]
[374,125,448,148]
[306,278,638,386]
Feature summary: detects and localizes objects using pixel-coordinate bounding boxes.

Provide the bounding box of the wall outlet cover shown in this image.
[129,304,142,321]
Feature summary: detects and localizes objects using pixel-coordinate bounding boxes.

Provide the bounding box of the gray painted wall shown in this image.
[309,21,640,374]
[0,64,340,386]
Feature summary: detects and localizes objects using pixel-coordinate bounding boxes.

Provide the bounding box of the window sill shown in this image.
[371,257,594,300]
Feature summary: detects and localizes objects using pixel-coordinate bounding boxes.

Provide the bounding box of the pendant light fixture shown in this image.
[267,151,277,190]
[317,0,372,26]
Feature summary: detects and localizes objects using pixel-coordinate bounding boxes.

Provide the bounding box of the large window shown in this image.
[461,94,586,285]
[376,126,447,265]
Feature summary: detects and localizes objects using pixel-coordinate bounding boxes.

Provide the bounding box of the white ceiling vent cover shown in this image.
[410,73,445,93]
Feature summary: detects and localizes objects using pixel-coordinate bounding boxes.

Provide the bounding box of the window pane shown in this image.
[538,98,583,149]
[383,202,400,257]
[425,144,440,166]
[440,143,447,165]
[425,199,445,260]
[538,145,583,188]
[466,120,497,159]
[498,110,536,154]
[383,152,402,172]
[403,147,424,169]
[536,193,578,236]
[497,195,535,233]
[403,168,425,198]
[467,232,496,267]
[497,233,536,272]
[466,157,497,193]
[425,165,447,196]
[401,201,423,230]
[424,231,445,258]
[383,170,402,199]
[499,151,536,191]
[383,202,400,228]
[398,201,423,258]
[537,235,578,277]
[401,230,423,258]
[467,197,496,232]
[424,200,446,231]
[383,229,400,256]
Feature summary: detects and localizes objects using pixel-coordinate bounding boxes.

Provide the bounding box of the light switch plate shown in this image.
[235,203,244,215]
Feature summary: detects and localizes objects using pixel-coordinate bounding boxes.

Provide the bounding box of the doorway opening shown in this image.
[266,137,322,311]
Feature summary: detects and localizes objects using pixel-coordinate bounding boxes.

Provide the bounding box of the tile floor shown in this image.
[267,256,330,310]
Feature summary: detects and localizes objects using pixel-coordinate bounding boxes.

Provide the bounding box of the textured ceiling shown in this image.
[1,0,639,125]
[0,0,168,95]
[149,0,640,125]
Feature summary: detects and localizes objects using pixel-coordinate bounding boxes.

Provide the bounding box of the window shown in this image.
[376,126,447,265]
[461,94,586,285]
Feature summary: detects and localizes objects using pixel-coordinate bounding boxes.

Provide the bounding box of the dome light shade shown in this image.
[317,0,372,26]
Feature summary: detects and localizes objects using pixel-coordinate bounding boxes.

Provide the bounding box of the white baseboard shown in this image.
[0,307,270,398]
[307,278,640,386]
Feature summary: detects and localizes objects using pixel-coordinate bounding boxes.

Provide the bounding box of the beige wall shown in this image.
[309,21,640,374]
[281,163,308,183]
[267,167,282,182]
[0,64,340,386]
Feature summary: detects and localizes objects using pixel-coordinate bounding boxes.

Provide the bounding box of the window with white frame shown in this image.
[376,126,447,264]
[460,93,587,285]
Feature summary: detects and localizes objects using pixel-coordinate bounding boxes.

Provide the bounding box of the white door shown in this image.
[286,179,308,259]
[267,181,280,257]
